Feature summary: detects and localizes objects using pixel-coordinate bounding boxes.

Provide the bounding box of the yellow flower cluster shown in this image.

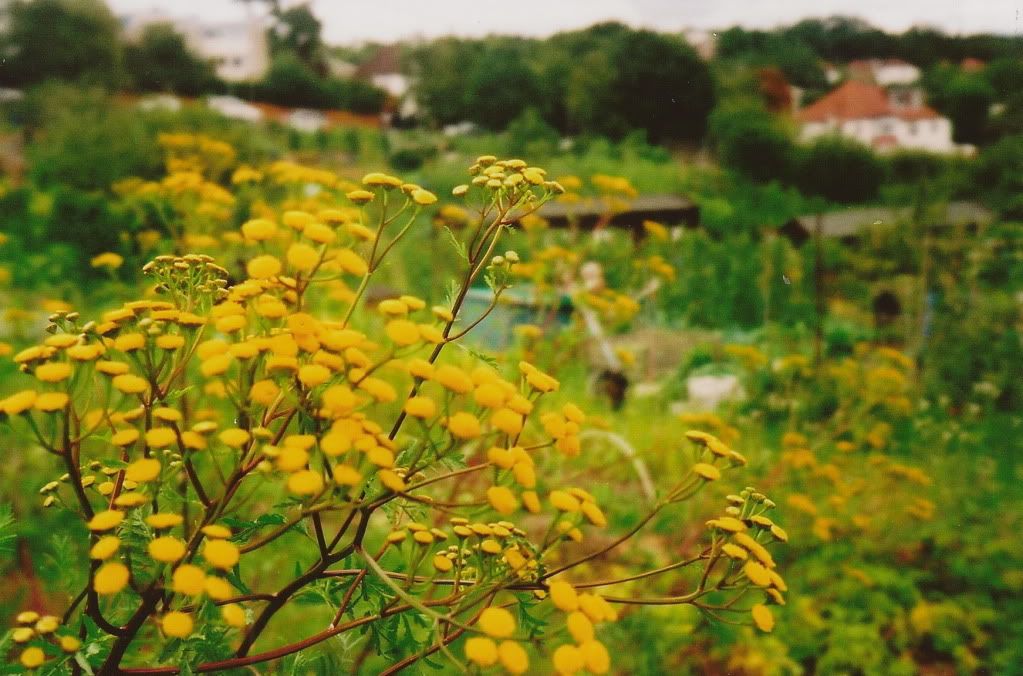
[0,150,779,674]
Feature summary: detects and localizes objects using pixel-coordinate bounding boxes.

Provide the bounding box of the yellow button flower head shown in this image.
[124,457,163,484]
[378,469,406,492]
[553,644,584,674]
[146,513,183,529]
[221,603,247,627]
[579,640,611,674]
[287,243,319,273]
[148,536,186,563]
[172,564,206,596]
[751,603,775,632]
[711,516,746,533]
[491,408,523,436]
[385,319,420,346]
[567,611,595,643]
[204,539,240,570]
[282,210,314,230]
[111,429,140,447]
[346,189,374,204]
[91,252,124,269]
[335,248,369,276]
[303,222,336,244]
[487,486,519,515]
[2,390,37,415]
[287,469,324,495]
[219,428,250,448]
[403,396,436,419]
[692,463,721,481]
[580,501,607,527]
[478,607,515,638]
[298,364,331,388]
[548,580,579,611]
[743,561,772,587]
[204,576,233,600]
[35,362,72,382]
[465,637,498,667]
[333,464,363,486]
[549,490,581,512]
[33,392,69,412]
[35,615,59,634]
[362,172,402,188]
[249,379,280,406]
[16,611,40,624]
[90,536,121,560]
[59,635,81,653]
[155,335,185,351]
[446,412,481,440]
[161,611,193,638]
[721,543,748,560]
[411,189,437,206]
[94,562,130,595]
[247,255,282,280]
[498,640,529,673]
[19,647,46,668]
[201,524,232,539]
[241,218,277,241]
[145,427,177,449]
[88,510,125,532]
[433,365,473,393]
[112,374,149,394]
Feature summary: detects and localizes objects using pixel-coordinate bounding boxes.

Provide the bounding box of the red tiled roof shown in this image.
[797,80,940,123]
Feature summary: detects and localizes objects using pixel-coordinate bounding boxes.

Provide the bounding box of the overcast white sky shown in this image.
[106,0,1023,43]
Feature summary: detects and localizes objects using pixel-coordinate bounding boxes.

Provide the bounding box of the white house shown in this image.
[121,11,269,82]
[848,58,921,87]
[797,80,956,154]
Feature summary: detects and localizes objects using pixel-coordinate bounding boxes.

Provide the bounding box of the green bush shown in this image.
[796,136,886,203]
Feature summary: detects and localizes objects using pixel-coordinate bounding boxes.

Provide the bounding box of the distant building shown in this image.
[681,28,717,60]
[847,58,921,87]
[797,80,955,153]
[354,46,416,119]
[121,11,269,82]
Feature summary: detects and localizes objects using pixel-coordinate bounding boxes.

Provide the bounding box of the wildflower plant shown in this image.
[1,155,787,673]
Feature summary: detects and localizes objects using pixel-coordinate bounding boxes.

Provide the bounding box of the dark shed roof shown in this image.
[780,201,994,246]
[512,194,699,235]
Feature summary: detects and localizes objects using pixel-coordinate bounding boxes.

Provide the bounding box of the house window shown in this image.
[909,122,917,135]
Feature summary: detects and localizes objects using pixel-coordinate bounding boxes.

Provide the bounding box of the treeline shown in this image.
[0,0,386,113]
[407,23,715,144]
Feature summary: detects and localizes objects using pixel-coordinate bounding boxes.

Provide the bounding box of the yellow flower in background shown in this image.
[90,252,124,269]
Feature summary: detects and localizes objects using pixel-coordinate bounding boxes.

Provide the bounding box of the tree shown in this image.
[268,4,324,72]
[709,101,796,183]
[923,67,993,145]
[461,42,544,130]
[408,38,479,127]
[0,0,123,87]
[971,134,1023,217]
[124,23,220,96]
[572,30,715,143]
[796,136,885,203]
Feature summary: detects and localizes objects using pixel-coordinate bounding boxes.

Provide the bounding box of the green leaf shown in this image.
[442,226,469,263]
[0,504,16,559]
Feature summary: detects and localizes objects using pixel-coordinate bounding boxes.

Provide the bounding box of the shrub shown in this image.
[795,136,886,204]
